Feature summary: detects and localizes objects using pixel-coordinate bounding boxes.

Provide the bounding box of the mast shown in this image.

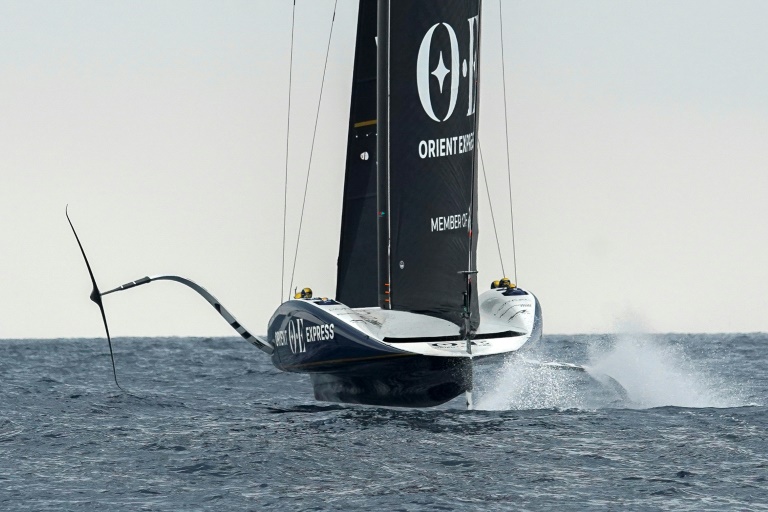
[377,0,391,310]
[463,0,482,343]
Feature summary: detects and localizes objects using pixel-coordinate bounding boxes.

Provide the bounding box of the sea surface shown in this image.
[1,333,766,511]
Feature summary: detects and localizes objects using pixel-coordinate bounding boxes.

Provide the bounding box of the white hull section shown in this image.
[300,287,541,359]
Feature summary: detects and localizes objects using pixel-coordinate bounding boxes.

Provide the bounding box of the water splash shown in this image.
[473,357,622,411]
[474,332,750,411]
[587,332,747,409]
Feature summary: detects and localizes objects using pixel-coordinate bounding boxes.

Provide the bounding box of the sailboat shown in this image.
[68,0,542,408]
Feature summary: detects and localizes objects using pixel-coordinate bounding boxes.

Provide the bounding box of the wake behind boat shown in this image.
[69,0,546,408]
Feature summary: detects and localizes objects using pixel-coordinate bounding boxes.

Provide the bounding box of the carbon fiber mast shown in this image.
[376,0,391,311]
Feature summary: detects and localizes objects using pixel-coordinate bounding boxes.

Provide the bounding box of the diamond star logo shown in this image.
[416,16,479,123]
[431,51,450,93]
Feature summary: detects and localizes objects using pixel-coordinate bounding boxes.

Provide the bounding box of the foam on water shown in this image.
[474,331,750,411]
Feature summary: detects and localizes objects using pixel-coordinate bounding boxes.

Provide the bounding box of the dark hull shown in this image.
[267,294,542,407]
[309,354,471,407]
[268,300,472,407]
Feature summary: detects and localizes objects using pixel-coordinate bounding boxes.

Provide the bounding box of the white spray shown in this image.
[474,329,748,411]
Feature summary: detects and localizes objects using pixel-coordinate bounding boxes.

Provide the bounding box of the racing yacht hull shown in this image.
[268,287,542,406]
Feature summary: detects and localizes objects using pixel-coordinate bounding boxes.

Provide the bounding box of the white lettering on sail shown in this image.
[466,15,479,116]
[416,23,459,122]
[430,213,469,232]
[416,16,480,123]
[418,132,474,159]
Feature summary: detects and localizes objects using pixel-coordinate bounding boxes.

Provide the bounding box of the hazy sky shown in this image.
[1,0,766,339]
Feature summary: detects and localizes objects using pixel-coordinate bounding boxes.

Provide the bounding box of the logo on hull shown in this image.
[274,318,335,354]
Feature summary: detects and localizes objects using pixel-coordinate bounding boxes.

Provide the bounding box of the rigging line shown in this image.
[281,0,297,303]
[499,0,518,284]
[288,0,339,298]
[479,144,505,277]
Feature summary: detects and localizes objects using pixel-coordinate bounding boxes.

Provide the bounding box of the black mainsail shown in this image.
[335,0,379,308]
[378,0,482,332]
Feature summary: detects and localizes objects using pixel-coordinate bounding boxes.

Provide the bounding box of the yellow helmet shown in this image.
[294,287,313,299]
[498,277,516,289]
